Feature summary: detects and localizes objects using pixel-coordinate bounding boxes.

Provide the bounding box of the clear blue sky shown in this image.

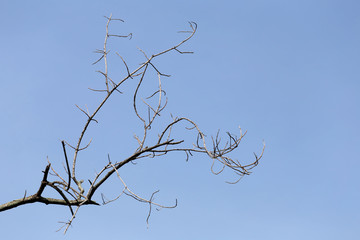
[1,0,359,239]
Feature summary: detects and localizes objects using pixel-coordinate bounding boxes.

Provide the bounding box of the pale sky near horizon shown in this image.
[1,1,359,239]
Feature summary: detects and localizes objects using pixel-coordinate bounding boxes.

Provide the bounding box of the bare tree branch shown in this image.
[0,15,264,234]
[61,141,71,191]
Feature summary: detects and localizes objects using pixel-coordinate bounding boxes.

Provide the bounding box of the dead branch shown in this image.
[0,15,264,234]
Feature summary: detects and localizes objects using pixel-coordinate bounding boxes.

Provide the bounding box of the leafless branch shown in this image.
[0,15,263,234]
[61,141,71,191]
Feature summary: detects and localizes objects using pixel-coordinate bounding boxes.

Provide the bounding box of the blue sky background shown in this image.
[1,0,359,239]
